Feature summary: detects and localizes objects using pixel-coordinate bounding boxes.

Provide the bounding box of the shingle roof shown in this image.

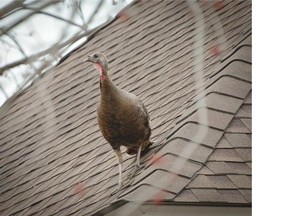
[0,0,251,215]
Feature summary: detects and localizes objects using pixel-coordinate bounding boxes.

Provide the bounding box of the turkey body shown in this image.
[97,80,151,153]
[84,52,152,188]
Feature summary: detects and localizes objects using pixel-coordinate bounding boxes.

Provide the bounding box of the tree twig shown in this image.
[0,0,106,75]
[5,32,27,58]
[0,27,95,75]
[0,1,61,36]
[0,0,25,19]
[25,8,85,30]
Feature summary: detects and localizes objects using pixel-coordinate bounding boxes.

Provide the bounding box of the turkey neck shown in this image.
[95,61,114,92]
[98,69,121,106]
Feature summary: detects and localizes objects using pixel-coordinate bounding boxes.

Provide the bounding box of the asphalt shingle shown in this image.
[228,175,252,189]
[225,133,251,148]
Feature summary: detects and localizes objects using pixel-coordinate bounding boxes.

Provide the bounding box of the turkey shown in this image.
[83,52,153,188]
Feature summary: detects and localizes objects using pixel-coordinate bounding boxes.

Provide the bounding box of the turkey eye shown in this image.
[93,54,99,58]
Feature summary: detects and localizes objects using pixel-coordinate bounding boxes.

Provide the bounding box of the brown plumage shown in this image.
[84,52,152,188]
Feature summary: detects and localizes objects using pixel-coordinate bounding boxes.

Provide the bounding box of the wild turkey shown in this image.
[84,52,153,188]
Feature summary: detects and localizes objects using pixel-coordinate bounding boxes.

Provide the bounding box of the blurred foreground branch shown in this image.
[0,1,61,36]
[0,0,105,76]
[0,0,129,106]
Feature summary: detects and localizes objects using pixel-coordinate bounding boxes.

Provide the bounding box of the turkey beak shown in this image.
[83,55,93,63]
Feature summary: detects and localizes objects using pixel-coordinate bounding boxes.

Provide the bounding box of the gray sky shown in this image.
[0,0,133,106]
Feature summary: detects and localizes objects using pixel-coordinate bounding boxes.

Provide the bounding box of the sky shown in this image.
[0,0,133,106]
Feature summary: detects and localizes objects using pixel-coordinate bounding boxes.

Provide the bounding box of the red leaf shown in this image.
[73,182,86,197]
[149,154,165,166]
[214,1,225,10]
[153,191,164,205]
[211,45,221,56]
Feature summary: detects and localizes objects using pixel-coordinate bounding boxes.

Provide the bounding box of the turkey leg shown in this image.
[136,145,142,167]
[114,148,123,188]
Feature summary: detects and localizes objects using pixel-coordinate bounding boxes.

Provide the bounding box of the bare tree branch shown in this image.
[86,0,105,26]
[25,7,86,30]
[0,1,61,36]
[9,71,21,88]
[0,0,45,19]
[75,0,86,26]
[0,0,25,18]
[0,0,116,106]
[0,27,94,75]
[5,32,27,58]
[57,0,86,40]
[0,0,106,75]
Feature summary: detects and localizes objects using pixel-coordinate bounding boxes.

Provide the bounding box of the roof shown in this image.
[0,0,251,215]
